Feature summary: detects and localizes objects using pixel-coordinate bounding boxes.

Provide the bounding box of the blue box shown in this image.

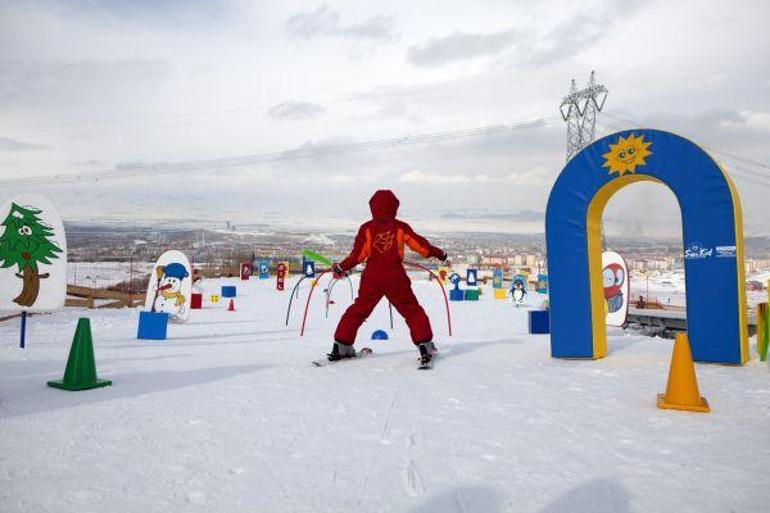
[449,289,465,301]
[137,311,169,340]
[221,285,237,298]
[528,310,550,334]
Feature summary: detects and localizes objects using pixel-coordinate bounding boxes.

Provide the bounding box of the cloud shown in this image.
[267,101,326,121]
[0,136,50,151]
[73,159,102,166]
[0,59,169,112]
[522,2,644,67]
[286,5,394,40]
[503,167,551,187]
[270,135,382,181]
[399,167,549,186]
[407,29,517,67]
[601,108,770,147]
[400,169,476,184]
[328,173,378,184]
[406,2,645,69]
[719,110,770,133]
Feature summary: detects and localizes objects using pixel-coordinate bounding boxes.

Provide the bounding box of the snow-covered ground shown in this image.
[631,270,768,307]
[1,276,769,513]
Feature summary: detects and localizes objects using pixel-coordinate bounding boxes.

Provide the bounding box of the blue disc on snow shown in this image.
[371,329,389,341]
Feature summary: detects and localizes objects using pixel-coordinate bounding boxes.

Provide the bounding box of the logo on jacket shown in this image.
[373,231,395,253]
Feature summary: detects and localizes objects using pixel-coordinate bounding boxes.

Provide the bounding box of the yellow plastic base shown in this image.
[493,289,507,300]
[657,393,710,413]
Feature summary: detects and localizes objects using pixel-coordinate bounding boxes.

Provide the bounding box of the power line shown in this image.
[0,75,567,134]
[708,147,770,171]
[0,116,560,186]
[595,120,770,189]
[601,112,770,171]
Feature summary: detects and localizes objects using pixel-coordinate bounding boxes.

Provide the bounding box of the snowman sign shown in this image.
[144,250,192,322]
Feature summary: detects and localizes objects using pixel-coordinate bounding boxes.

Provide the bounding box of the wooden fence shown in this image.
[65,284,145,309]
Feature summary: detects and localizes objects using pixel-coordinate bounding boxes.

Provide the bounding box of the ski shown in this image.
[312,347,373,367]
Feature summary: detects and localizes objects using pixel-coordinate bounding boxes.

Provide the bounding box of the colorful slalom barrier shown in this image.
[300,270,331,336]
[325,275,354,318]
[296,262,452,338]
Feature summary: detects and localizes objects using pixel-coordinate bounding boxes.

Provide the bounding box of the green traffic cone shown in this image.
[48,318,112,391]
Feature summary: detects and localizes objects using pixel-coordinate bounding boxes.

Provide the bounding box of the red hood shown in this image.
[369,190,400,222]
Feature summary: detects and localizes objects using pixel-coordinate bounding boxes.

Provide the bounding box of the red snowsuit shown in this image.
[334,190,445,346]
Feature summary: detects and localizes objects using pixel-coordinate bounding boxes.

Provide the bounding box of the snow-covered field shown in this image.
[631,270,768,307]
[1,276,769,513]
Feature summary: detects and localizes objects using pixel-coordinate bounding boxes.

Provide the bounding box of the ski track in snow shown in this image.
[1,276,769,513]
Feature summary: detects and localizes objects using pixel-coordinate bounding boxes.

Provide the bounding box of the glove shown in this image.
[437,250,448,262]
[332,262,348,279]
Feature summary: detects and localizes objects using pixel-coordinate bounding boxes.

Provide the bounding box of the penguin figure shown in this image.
[152,262,190,320]
[510,277,527,306]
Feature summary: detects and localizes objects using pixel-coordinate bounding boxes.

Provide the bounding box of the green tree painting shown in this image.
[0,203,63,307]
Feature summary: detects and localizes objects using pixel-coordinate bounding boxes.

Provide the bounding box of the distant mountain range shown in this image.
[439,209,544,222]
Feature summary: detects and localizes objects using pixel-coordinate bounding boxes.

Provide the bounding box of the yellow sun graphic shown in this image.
[602,133,653,177]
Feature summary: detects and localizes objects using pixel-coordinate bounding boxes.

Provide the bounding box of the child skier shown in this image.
[329,190,447,366]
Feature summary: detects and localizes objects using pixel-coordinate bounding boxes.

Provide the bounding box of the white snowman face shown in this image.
[160,276,181,292]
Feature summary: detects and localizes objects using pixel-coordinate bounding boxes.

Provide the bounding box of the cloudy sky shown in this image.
[1,0,769,236]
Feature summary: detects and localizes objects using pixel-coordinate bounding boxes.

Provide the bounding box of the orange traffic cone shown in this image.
[657,333,710,413]
[228,299,235,312]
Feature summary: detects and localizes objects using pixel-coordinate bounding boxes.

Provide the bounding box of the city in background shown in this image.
[65,218,770,310]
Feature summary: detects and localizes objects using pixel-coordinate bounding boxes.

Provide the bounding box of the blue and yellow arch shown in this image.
[545,129,748,365]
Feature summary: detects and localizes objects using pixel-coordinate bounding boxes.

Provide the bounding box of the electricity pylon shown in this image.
[560,70,609,161]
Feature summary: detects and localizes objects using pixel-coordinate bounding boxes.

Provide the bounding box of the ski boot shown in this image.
[417,341,437,368]
[327,341,356,362]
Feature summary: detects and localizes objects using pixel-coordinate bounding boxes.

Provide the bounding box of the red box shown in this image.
[190,293,203,309]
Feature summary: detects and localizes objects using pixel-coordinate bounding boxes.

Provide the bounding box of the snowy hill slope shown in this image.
[1,276,769,512]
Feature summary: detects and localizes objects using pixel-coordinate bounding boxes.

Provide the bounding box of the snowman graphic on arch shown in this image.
[152,262,189,320]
